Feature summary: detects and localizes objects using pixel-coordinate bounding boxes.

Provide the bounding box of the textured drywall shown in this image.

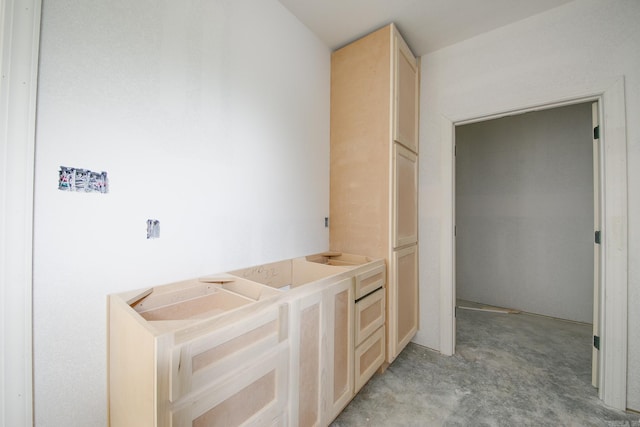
[33,0,330,424]
[416,0,640,410]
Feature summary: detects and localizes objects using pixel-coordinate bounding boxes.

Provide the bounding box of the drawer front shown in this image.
[170,304,288,402]
[354,263,385,300]
[354,326,385,393]
[354,288,385,346]
[171,342,289,427]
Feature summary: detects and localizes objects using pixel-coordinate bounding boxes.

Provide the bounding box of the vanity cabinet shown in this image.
[330,23,419,364]
[108,253,385,427]
[108,279,288,427]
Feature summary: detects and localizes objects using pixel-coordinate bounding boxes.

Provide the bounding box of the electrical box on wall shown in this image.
[58,166,108,193]
[147,220,160,239]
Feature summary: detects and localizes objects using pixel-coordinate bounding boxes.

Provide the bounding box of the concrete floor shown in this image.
[332,307,638,426]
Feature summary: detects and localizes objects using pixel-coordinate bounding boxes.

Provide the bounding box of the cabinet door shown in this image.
[393,143,418,248]
[323,278,355,424]
[289,290,324,427]
[392,28,419,153]
[389,245,418,362]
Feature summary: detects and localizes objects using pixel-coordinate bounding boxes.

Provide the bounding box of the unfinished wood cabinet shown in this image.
[108,279,288,427]
[330,23,419,364]
[109,253,385,427]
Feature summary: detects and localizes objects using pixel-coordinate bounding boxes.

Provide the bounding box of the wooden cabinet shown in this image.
[109,253,385,427]
[108,283,289,427]
[330,23,419,364]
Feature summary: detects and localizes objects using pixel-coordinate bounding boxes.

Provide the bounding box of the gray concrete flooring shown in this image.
[332,307,639,426]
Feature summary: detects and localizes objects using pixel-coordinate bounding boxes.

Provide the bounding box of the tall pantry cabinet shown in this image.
[330,24,419,364]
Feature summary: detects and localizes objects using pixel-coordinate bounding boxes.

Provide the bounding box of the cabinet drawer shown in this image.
[354,326,385,393]
[354,288,385,346]
[354,263,385,300]
[171,342,289,427]
[170,304,288,402]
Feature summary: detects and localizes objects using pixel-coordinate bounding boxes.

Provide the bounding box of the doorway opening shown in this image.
[454,101,599,388]
[440,81,628,409]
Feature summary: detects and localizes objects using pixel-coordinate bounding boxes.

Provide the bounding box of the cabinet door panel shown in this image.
[393,143,418,248]
[289,291,323,427]
[324,278,354,424]
[389,245,418,361]
[393,30,419,153]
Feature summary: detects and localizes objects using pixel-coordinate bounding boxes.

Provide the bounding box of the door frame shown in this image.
[440,78,627,410]
[0,0,42,425]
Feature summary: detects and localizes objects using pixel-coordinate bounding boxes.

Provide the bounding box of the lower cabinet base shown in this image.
[108,254,388,427]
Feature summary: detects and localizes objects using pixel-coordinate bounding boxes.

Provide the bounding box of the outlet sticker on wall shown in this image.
[58,166,108,193]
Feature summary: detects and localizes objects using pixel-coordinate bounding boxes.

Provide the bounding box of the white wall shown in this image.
[456,103,593,323]
[416,0,640,409]
[33,0,330,425]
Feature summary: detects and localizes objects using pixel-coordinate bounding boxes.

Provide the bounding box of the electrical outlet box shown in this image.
[147,220,160,239]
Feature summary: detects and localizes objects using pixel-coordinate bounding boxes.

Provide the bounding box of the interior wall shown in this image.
[33,1,330,425]
[455,103,593,323]
[416,0,640,410]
